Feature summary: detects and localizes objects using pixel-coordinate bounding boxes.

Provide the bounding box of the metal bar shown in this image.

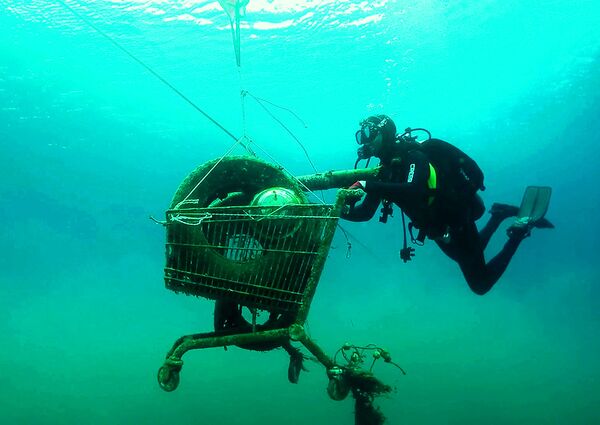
[166,328,291,360]
[183,224,190,273]
[164,270,304,297]
[293,250,312,303]
[280,227,299,305]
[297,168,380,191]
[167,206,336,216]
[245,219,265,297]
[265,215,287,307]
[167,276,302,305]
[281,214,312,304]
[213,214,227,285]
[295,192,347,323]
[289,324,335,370]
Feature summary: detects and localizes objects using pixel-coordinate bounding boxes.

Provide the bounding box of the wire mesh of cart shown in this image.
[164,202,339,317]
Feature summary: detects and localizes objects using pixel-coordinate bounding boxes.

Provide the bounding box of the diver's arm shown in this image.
[341,192,381,222]
[364,180,422,198]
[364,151,429,201]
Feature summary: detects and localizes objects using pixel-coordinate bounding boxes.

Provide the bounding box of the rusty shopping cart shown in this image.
[156,156,396,424]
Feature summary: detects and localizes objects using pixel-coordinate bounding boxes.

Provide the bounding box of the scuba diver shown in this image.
[342,114,554,295]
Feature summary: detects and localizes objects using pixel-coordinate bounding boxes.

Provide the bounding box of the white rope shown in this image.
[174,138,245,210]
[239,71,247,140]
[170,212,213,226]
[205,212,335,221]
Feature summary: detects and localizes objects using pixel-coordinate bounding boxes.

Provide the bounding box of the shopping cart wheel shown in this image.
[158,365,180,392]
[327,367,350,401]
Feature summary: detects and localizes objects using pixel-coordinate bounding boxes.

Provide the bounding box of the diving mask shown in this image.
[355,116,389,146]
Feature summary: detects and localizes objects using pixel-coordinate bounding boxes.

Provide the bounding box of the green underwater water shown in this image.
[1,1,600,424]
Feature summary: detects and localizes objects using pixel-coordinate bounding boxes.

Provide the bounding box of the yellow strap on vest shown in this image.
[427,163,437,205]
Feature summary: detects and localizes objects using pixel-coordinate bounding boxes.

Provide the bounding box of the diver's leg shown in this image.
[479,203,519,250]
[438,222,524,295]
[481,235,523,286]
[439,224,492,295]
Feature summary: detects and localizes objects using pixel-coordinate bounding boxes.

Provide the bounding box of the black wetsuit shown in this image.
[343,147,524,295]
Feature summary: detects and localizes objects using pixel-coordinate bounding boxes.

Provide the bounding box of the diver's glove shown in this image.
[349,180,367,191]
[343,181,367,215]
